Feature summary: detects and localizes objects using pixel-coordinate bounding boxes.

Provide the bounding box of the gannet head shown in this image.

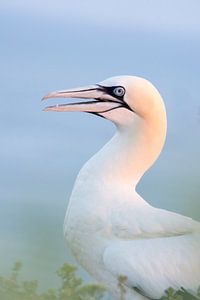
[43,75,166,128]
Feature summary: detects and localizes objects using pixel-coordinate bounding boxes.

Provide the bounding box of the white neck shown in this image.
[82,105,167,188]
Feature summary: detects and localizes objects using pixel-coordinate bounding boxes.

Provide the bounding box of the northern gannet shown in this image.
[43,76,200,300]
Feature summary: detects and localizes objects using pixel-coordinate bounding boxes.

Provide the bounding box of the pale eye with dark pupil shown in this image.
[113,87,125,97]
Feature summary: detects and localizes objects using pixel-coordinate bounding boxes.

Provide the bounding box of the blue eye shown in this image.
[113,86,125,97]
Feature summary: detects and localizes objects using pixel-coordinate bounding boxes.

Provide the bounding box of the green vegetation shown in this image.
[160,287,200,300]
[0,262,200,300]
[117,276,200,300]
[0,262,106,300]
[117,275,127,300]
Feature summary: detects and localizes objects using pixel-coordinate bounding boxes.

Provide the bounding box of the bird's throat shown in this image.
[81,111,167,188]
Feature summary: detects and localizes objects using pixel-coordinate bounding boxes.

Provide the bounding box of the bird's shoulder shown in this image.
[110,200,200,239]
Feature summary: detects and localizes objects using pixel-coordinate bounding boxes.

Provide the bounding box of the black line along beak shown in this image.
[42,84,131,114]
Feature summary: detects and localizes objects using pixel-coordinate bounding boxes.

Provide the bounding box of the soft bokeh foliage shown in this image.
[1,262,200,300]
[0,262,106,300]
[117,275,200,300]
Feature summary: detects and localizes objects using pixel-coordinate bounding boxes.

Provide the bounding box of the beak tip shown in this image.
[41,95,48,101]
[43,107,50,112]
[43,105,59,112]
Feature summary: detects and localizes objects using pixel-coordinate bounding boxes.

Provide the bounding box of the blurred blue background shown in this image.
[0,0,200,289]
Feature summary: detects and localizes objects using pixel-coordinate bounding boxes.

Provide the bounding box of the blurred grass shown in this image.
[160,287,200,300]
[0,261,106,300]
[1,262,200,300]
[117,276,200,300]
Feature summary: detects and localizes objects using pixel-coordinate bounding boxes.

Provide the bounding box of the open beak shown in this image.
[42,84,124,115]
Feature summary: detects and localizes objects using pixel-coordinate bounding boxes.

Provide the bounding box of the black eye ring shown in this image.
[113,86,125,97]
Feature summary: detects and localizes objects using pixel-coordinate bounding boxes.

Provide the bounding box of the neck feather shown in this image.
[81,104,167,188]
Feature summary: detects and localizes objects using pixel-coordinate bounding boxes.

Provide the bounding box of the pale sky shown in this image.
[2,0,200,35]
